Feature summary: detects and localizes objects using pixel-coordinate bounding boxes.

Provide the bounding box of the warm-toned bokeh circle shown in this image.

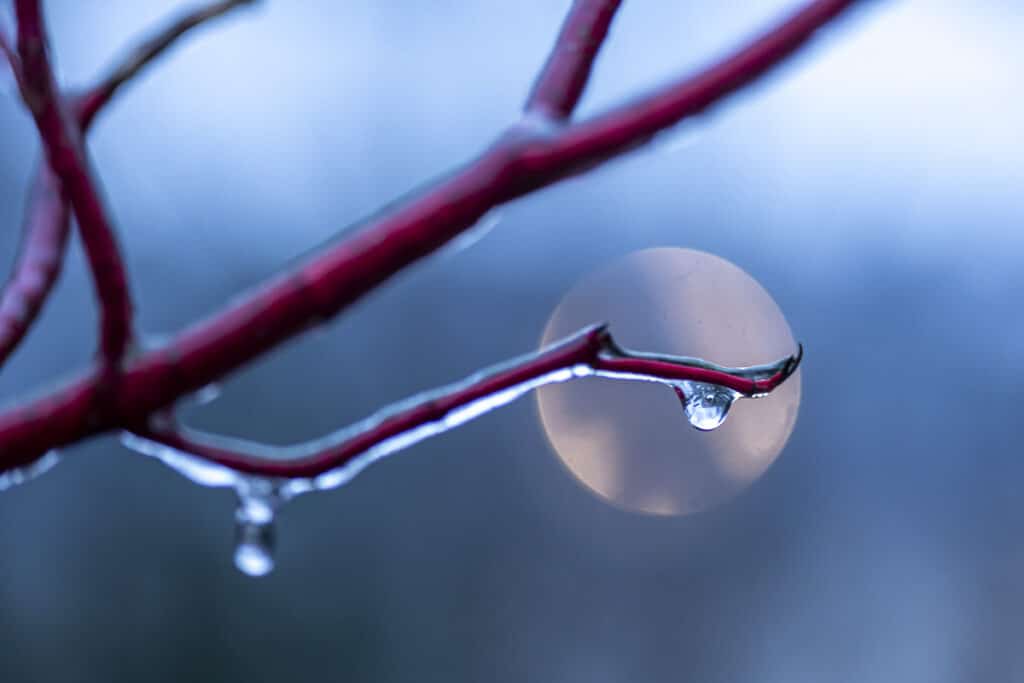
[537,248,801,515]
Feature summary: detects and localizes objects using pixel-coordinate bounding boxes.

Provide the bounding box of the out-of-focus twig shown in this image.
[14,0,133,369]
[0,0,255,370]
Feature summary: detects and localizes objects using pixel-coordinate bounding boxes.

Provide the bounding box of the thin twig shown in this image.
[75,0,258,128]
[15,0,133,368]
[0,0,255,370]
[525,0,623,120]
[0,168,69,366]
[514,0,858,190]
[124,325,801,479]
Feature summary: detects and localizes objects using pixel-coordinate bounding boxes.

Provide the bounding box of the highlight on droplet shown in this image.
[234,525,275,577]
[537,247,801,516]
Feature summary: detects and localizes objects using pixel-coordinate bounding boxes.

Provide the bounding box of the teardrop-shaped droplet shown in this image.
[0,450,61,492]
[232,478,282,577]
[234,518,275,577]
[674,381,740,431]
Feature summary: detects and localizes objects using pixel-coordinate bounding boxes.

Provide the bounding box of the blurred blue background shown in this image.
[1,0,1022,680]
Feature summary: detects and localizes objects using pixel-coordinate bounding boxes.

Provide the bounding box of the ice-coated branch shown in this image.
[122,325,802,481]
[14,0,133,367]
[0,0,255,370]
[525,0,623,120]
[0,0,861,474]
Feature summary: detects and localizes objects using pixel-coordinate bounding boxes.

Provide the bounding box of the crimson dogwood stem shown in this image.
[0,0,859,472]
[15,0,133,366]
[525,0,623,120]
[126,325,801,479]
[0,0,255,369]
[0,168,68,367]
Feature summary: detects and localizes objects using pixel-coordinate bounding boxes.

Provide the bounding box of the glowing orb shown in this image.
[537,248,801,515]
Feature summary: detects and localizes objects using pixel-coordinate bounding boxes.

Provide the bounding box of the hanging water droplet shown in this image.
[234,517,275,577]
[232,477,283,577]
[674,381,740,431]
[0,450,61,492]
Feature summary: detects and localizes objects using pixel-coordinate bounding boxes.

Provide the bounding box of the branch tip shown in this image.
[525,0,624,120]
[784,343,804,380]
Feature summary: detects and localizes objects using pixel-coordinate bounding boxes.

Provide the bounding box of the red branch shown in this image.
[15,0,133,367]
[525,0,623,120]
[0,167,68,365]
[0,0,254,370]
[0,0,860,474]
[126,326,800,479]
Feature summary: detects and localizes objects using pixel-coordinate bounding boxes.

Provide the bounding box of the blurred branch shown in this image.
[0,0,257,370]
[525,0,623,120]
[74,0,258,128]
[0,168,69,367]
[123,326,801,480]
[0,0,858,473]
[515,0,857,188]
[14,0,133,368]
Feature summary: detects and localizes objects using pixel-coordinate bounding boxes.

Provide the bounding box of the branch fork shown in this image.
[0,0,859,482]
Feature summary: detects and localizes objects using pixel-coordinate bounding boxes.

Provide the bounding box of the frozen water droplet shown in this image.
[0,450,60,491]
[232,477,284,577]
[193,383,221,406]
[675,381,739,431]
[234,519,275,577]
